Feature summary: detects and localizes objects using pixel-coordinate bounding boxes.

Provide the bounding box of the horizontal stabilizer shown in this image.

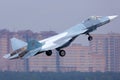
[11,38,27,51]
[27,40,42,51]
[3,54,11,59]
[3,53,19,60]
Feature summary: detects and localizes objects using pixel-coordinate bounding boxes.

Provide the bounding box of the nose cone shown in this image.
[108,15,118,20]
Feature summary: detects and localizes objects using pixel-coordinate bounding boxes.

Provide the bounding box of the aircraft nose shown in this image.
[108,15,118,20]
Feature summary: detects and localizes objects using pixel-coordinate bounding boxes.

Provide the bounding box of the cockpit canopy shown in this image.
[85,16,102,21]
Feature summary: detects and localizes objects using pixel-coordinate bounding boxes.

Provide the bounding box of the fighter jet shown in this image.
[3,15,118,59]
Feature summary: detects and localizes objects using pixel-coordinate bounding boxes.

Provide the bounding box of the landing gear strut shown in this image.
[87,33,93,41]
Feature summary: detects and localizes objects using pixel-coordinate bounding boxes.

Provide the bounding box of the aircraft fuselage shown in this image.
[3,15,118,59]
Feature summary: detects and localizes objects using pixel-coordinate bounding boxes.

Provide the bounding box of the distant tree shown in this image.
[0,71,120,80]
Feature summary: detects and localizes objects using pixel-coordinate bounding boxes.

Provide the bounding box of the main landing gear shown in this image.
[87,33,93,41]
[59,50,66,57]
[45,50,66,57]
[46,50,52,56]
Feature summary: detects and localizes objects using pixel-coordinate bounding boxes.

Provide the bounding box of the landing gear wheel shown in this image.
[88,36,93,41]
[59,50,66,57]
[46,50,52,56]
[87,33,93,41]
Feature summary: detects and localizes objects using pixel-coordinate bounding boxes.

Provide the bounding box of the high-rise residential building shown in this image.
[60,44,105,72]
[28,31,57,72]
[0,30,10,71]
[89,53,106,72]
[0,30,58,72]
[65,44,90,72]
[29,52,57,72]
[0,29,120,72]
[90,33,120,72]
[7,31,29,72]
[0,29,43,72]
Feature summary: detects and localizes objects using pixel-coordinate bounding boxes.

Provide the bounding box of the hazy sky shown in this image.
[0,0,119,45]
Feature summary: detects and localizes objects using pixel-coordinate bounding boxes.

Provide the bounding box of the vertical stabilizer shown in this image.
[11,38,27,50]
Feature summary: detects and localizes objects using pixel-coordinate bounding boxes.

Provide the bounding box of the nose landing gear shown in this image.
[87,33,93,41]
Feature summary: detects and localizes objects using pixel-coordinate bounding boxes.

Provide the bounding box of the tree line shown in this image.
[0,71,120,80]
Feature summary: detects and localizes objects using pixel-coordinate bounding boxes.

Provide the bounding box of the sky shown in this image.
[0,0,119,45]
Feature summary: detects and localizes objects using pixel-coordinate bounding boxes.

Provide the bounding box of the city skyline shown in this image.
[0,29,120,72]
